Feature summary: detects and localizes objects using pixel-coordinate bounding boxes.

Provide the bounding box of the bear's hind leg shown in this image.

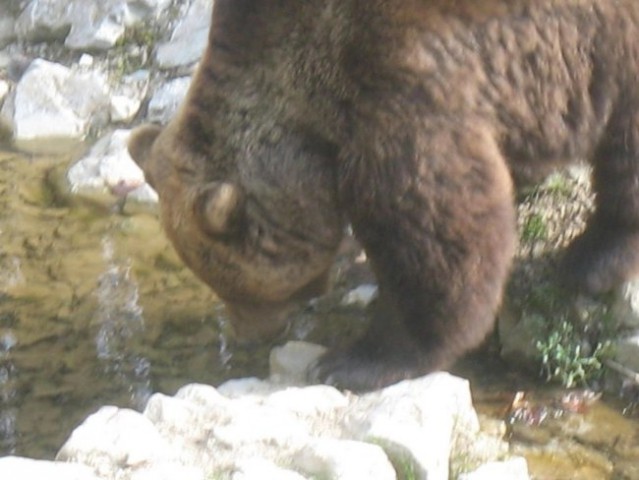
[563,110,639,294]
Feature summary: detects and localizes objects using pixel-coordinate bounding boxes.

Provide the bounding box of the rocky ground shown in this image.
[0,341,530,480]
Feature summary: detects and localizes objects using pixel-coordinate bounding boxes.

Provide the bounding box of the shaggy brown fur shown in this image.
[129,0,639,391]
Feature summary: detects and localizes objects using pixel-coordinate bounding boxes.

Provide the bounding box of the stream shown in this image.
[0,148,638,479]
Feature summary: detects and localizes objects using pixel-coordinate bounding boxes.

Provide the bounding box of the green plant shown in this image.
[115,24,159,49]
[536,320,613,388]
[109,24,159,81]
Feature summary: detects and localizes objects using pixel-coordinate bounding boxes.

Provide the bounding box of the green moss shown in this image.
[522,213,548,242]
[541,172,573,198]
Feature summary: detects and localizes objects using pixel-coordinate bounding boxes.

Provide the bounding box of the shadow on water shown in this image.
[0,148,638,480]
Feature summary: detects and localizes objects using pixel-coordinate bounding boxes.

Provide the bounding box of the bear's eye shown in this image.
[175,165,197,180]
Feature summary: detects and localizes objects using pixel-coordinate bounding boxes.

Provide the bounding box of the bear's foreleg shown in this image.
[310,116,517,391]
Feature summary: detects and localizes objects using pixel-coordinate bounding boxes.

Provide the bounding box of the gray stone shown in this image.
[614,331,639,373]
[156,0,212,69]
[0,16,16,48]
[147,76,192,124]
[64,3,127,51]
[15,0,173,50]
[15,0,73,43]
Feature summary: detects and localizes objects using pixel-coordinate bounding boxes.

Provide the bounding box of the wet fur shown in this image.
[129,0,639,390]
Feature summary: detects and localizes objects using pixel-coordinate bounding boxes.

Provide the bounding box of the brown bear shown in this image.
[128,0,639,391]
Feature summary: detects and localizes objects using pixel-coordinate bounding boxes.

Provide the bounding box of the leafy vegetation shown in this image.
[536,319,613,388]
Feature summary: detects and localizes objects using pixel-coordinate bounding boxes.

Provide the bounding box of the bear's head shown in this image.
[128,123,344,342]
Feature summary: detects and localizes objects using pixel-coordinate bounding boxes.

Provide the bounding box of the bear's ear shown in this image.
[194,181,246,237]
[128,124,162,171]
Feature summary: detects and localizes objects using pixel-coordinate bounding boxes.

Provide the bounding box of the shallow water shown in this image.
[0,148,367,458]
[0,149,638,479]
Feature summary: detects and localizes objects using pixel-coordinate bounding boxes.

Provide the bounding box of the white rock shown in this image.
[40,346,507,480]
[78,54,95,67]
[233,458,307,480]
[67,129,158,203]
[144,393,204,433]
[110,70,150,122]
[264,385,349,417]
[149,384,314,464]
[147,76,192,123]
[269,341,327,383]
[156,0,212,69]
[65,3,126,51]
[6,59,110,149]
[212,405,309,448]
[175,383,229,408]
[342,284,379,308]
[0,457,100,480]
[459,457,530,480]
[295,438,396,480]
[130,463,206,480]
[111,95,142,123]
[347,373,480,480]
[0,80,8,104]
[217,377,277,398]
[56,406,169,477]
